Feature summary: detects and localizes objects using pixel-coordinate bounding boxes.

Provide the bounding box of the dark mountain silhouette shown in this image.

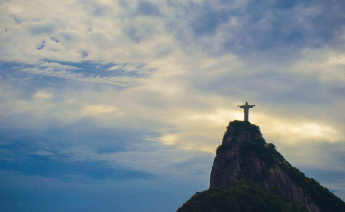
[177,120,345,212]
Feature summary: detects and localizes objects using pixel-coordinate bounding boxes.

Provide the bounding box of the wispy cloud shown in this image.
[39,61,82,69]
[20,66,137,86]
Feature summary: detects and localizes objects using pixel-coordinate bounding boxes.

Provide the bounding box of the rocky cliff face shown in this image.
[210,121,320,212]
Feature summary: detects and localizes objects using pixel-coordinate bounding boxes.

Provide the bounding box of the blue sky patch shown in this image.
[29,24,56,35]
[80,50,89,59]
[0,124,157,181]
[50,37,59,43]
[191,9,231,36]
[137,1,161,16]
[0,153,152,181]
[36,40,46,50]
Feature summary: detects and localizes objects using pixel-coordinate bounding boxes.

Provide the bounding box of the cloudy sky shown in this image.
[1,0,345,211]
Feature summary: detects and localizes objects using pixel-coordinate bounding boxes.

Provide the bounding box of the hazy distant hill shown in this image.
[177,121,345,212]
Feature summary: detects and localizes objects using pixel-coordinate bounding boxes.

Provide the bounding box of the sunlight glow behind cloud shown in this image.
[257,115,343,145]
[34,91,53,99]
[84,105,119,114]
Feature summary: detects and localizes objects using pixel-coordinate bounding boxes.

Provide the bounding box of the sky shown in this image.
[0,0,345,211]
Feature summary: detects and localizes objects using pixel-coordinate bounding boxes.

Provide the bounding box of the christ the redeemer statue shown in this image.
[237,102,255,122]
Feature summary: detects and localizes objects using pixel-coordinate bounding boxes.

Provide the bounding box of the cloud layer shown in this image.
[1,0,345,211]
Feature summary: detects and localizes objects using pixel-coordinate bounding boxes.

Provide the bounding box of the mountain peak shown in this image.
[211,120,322,211]
[178,120,345,212]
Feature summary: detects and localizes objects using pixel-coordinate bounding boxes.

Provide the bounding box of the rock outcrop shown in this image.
[210,120,320,212]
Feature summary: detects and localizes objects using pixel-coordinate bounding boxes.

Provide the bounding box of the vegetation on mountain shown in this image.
[281,160,345,212]
[177,179,307,212]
